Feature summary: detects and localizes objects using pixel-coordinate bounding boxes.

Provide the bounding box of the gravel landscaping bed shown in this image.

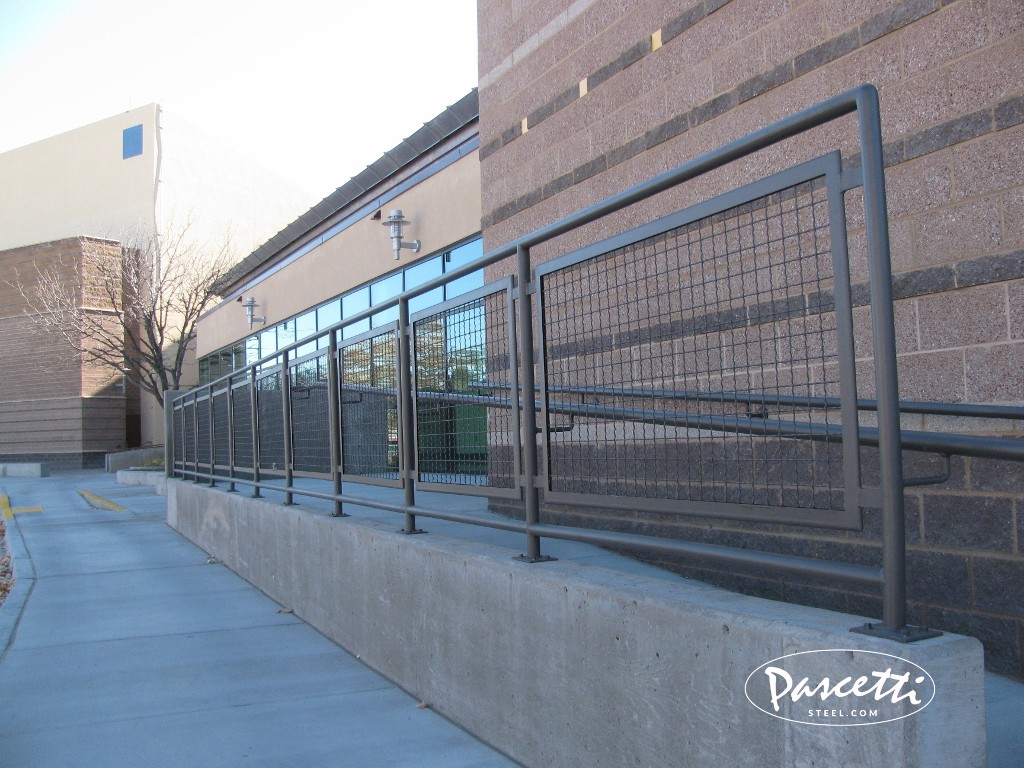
[0,518,11,608]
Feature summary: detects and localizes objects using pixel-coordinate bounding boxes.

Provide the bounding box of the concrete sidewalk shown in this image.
[0,471,516,768]
[2,471,1023,767]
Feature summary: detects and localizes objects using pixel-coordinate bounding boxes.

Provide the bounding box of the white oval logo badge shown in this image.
[744,649,936,727]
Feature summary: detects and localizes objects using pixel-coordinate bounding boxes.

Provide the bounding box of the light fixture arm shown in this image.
[382,209,420,260]
[243,297,266,330]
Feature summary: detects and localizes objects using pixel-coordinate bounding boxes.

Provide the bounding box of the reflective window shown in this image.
[343,287,371,338]
[316,300,341,348]
[197,237,483,379]
[260,327,277,357]
[295,310,317,342]
[370,272,403,328]
[406,255,445,314]
[277,319,296,350]
[245,337,260,366]
[409,286,444,315]
[404,256,442,289]
[219,350,234,380]
[444,238,485,299]
[371,272,403,305]
[317,300,341,331]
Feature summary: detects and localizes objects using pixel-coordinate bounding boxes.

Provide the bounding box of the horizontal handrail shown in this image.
[331,383,1024,462]
[470,382,1024,421]
[171,84,974,639]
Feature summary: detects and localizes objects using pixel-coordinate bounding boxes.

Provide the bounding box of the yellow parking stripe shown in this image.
[77,490,126,512]
[1,493,43,519]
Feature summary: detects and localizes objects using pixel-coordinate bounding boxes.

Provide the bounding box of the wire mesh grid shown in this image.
[256,368,286,472]
[540,175,847,513]
[413,290,516,488]
[231,381,254,469]
[290,354,332,474]
[212,388,230,466]
[340,330,399,479]
[175,403,190,466]
[196,396,211,468]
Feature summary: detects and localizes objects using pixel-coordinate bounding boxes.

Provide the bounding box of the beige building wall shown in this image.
[197,151,482,357]
[155,109,318,258]
[0,104,314,450]
[0,105,159,251]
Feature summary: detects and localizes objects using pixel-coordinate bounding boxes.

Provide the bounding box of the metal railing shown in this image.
[170,85,1024,642]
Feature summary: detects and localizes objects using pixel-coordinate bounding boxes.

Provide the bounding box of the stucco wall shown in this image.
[196,151,482,357]
[0,105,159,251]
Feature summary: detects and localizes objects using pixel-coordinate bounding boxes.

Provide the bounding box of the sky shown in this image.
[0,0,479,204]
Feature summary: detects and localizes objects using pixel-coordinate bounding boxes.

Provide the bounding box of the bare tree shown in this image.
[13,221,236,407]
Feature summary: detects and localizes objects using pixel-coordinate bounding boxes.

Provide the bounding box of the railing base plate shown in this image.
[513,554,557,564]
[850,622,943,643]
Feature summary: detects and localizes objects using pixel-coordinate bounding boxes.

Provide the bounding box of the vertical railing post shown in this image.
[397,299,422,534]
[191,391,201,483]
[207,387,216,487]
[515,244,551,562]
[226,376,237,493]
[164,389,184,480]
[851,85,937,642]
[861,88,904,632]
[250,365,261,498]
[327,330,345,516]
[281,350,294,505]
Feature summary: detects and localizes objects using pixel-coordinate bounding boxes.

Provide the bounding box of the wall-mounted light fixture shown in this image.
[382,209,420,260]
[242,297,266,329]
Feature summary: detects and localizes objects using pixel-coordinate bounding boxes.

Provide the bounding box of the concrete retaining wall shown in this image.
[167,479,987,767]
[0,463,47,477]
[105,447,165,472]
[115,469,166,495]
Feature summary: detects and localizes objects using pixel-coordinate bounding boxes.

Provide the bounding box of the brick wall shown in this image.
[0,238,127,464]
[479,0,1024,675]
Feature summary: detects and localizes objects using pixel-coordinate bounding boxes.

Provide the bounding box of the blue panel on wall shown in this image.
[122,124,143,159]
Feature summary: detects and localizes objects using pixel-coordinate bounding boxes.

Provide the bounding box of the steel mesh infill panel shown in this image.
[541,175,846,515]
[256,370,286,472]
[212,390,230,466]
[340,330,399,480]
[414,290,515,489]
[196,399,211,468]
[290,354,331,474]
[173,406,186,465]
[182,402,196,464]
[231,382,254,469]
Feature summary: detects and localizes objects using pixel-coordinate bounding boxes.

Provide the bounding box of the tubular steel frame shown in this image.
[170,85,1024,641]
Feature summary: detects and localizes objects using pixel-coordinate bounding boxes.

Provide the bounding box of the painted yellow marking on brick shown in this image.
[579,77,588,98]
[651,29,662,52]
[520,116,529,135]
[77,490,126,512]
[0,494,43,519]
